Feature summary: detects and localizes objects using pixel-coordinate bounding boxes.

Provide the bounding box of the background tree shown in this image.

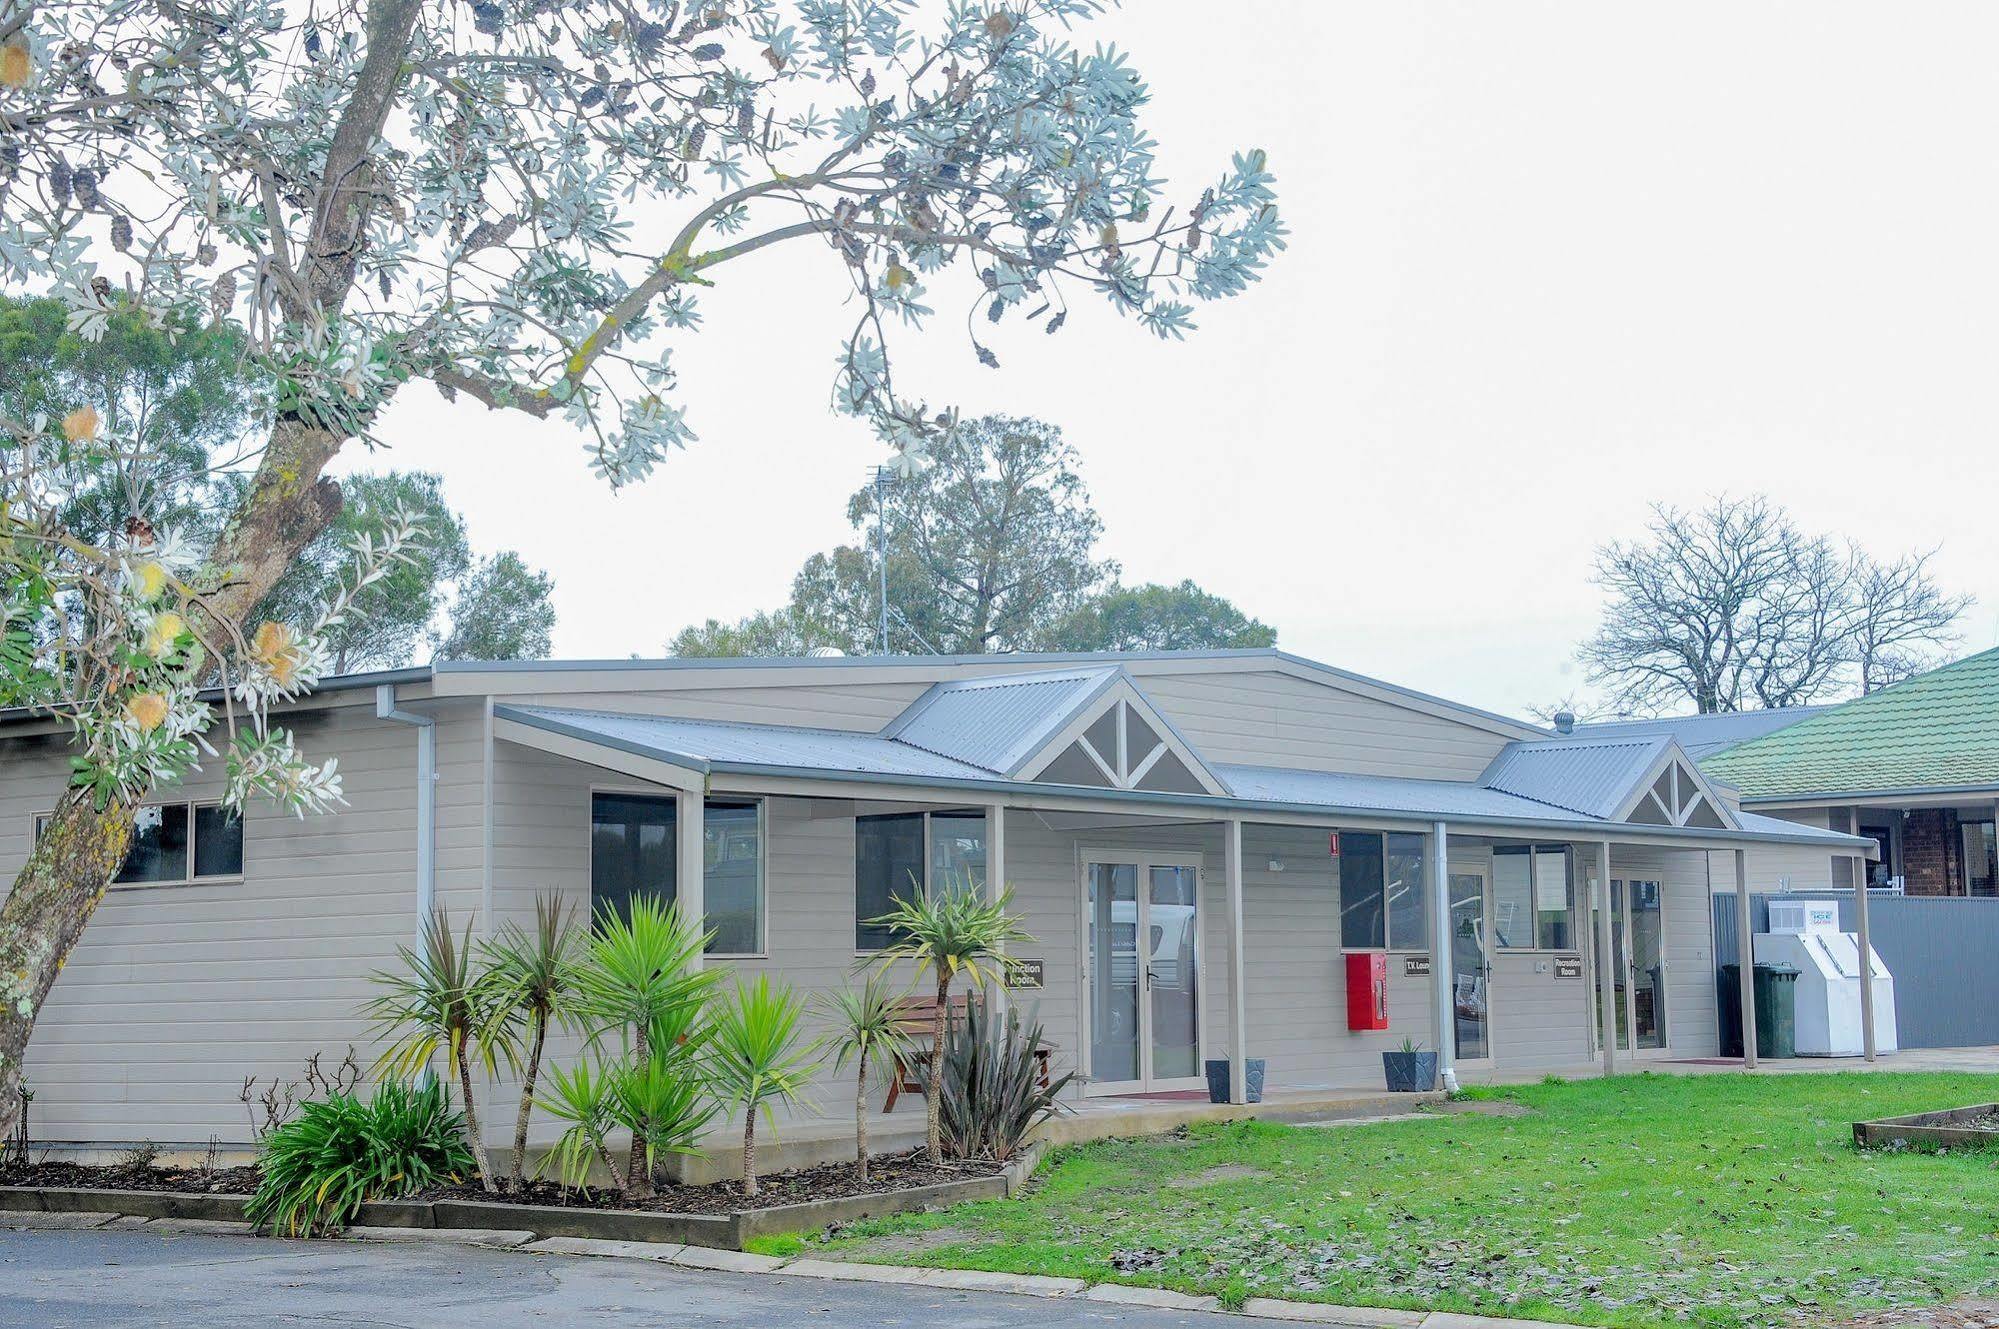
[0,0,1285,1141]
[256,472,470,674]
[0,296,253,546]
[435,552,558,663]
[1580,496,1970,714]
[1038,579,1276,652]
[671,417,1272,657]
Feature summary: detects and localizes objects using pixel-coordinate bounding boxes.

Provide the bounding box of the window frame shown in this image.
[853,807,988,954]
[32,799,245,890]
[1334,828,1431,955]
[1490,844,1577,952]
[585,785,768,959]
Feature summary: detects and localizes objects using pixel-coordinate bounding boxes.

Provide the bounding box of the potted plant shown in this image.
[1381,1037,1437,1092]
[1203,1056,1266,1104]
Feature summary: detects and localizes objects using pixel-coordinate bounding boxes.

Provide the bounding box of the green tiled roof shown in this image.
[1702,647,1999,800]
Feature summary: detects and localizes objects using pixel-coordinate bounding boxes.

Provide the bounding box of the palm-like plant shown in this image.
[537,1057,622,1194]
[819,974,910,1184]
[481,893,581,1193]
[572,895,717,1196]
[707,975,819,1197]
[364,907,499,1190]
[868,874,1032,1164]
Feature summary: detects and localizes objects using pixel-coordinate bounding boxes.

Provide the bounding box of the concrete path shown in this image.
[0,1226,1263,1329]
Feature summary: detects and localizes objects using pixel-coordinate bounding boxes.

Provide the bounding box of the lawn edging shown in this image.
[0,1154,1023,1251]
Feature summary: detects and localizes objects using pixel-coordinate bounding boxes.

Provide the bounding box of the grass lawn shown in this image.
[766,1072,1999,1327]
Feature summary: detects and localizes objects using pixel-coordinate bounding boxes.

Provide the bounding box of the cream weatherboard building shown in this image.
[0,650,1872,1160]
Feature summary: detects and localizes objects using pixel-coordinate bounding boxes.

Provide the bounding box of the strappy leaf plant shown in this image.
[819,974,912,1184]
[708,976,820,1197]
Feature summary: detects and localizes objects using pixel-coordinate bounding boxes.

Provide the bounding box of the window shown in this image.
[854,809,986,950]
[1492,846,1574,949]
[1336,830,1429,950]
[35,801,243,886]
[587,793,764,954]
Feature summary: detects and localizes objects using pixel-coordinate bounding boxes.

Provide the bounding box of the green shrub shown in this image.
[247,1078,474,1236]
[924,995,1072,1162]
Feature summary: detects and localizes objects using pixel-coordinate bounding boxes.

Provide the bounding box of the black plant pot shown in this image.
[1204,1058,1266,1104]
[1381,1050,1438,1092]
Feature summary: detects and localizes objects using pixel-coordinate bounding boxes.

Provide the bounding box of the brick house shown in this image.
[1697,647,1999,897]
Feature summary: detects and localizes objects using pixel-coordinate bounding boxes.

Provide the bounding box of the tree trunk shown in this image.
[624,1018,651,1197]
[926,972,951,1164]
[855,1058,870,1185]
[509,1008,548,1194]
[454,1031,497,1193]
[0,790,132,1140]
[0,0,428,1148]
[742,1106,759,1198]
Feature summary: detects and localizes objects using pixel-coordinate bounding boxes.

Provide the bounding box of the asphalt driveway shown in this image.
[0,1227,1234,1329]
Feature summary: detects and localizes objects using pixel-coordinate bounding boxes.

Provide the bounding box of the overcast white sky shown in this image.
[354,3,1999,720]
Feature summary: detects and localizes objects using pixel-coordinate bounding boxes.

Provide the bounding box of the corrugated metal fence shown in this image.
[1713,892,1999,1050]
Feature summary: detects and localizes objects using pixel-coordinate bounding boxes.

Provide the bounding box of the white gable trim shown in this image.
[1014,676,1230,797]
[1611,742,1740,832]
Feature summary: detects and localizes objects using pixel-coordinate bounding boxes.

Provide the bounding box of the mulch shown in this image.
[0,1159,259,1195]
[415,1148,1005,1215]
[1,1148,1003,1216]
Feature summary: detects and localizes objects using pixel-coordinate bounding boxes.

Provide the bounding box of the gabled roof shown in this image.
[1573,707,1829,762]
[1702,647,1999,801]
[491,703,1864,850]
[1478,733,1738,830]
[881,667,1122,774]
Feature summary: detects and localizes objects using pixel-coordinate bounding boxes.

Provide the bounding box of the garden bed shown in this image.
[0,1147,1021,1249]
[1853,1102,1999,1150]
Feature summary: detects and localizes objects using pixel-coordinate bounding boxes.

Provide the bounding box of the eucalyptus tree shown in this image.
[0,0,1286,1138]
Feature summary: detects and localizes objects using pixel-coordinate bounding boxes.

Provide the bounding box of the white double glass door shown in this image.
[1082,855,1203,1093]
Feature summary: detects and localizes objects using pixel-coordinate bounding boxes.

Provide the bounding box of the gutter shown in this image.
[377,684,436,936]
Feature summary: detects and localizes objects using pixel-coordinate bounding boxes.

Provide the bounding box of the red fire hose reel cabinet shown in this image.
[1345,951,1390,1031]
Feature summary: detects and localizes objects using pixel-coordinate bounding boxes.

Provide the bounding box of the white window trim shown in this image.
[32,800,245,890]
[853,808,988,955]
[1491,844,1579,953]
[587,785,767,960]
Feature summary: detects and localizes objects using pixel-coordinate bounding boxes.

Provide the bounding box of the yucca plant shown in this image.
[819,974,910,1183]
[923,994,1074,1162]
[246,1078,473,1237]
[572,895,718,1196]
[869,875,1031,1163]
[611,1040,718,1189]
[538,1057,623,1194]
[481,893,581,1193]
[364,908,500,1190]
[708,976,819,1197]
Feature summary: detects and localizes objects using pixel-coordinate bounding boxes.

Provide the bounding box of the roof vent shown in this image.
[1553,710,1576,735]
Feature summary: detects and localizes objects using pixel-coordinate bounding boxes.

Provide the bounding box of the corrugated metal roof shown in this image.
[883,667,1120,774]
[1574,708,1828,761]
[498,706,999,780]
[495,706,1864,847]
[1479,735,1671,819]
[1702,647,1999,799]
[1217,765,1610,823]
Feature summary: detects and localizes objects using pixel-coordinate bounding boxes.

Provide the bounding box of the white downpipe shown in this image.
[1429,821,1457,1093]
[376,685,437,939]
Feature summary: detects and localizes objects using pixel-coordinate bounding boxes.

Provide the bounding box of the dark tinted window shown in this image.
[591,793,676,929]
[193,805,243,878]
[1337,831,1385,949]
[117,803,190,884]
[856,813,925,950]
[703,800,762,954]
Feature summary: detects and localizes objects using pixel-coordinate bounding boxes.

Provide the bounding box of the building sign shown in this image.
[1402,955,1431,978]
[1553,955,1584,980]
[1006,958,1045,990]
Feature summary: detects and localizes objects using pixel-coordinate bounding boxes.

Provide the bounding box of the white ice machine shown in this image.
[1755,898,1897,1057]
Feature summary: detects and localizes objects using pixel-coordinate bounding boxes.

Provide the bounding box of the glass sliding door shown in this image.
[1626,881,1666,1050]
[1148,866,1201,1080]
[1448,871,1491,1062]
[1084,855,1203,1091]
[1086,863,1141,1086]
